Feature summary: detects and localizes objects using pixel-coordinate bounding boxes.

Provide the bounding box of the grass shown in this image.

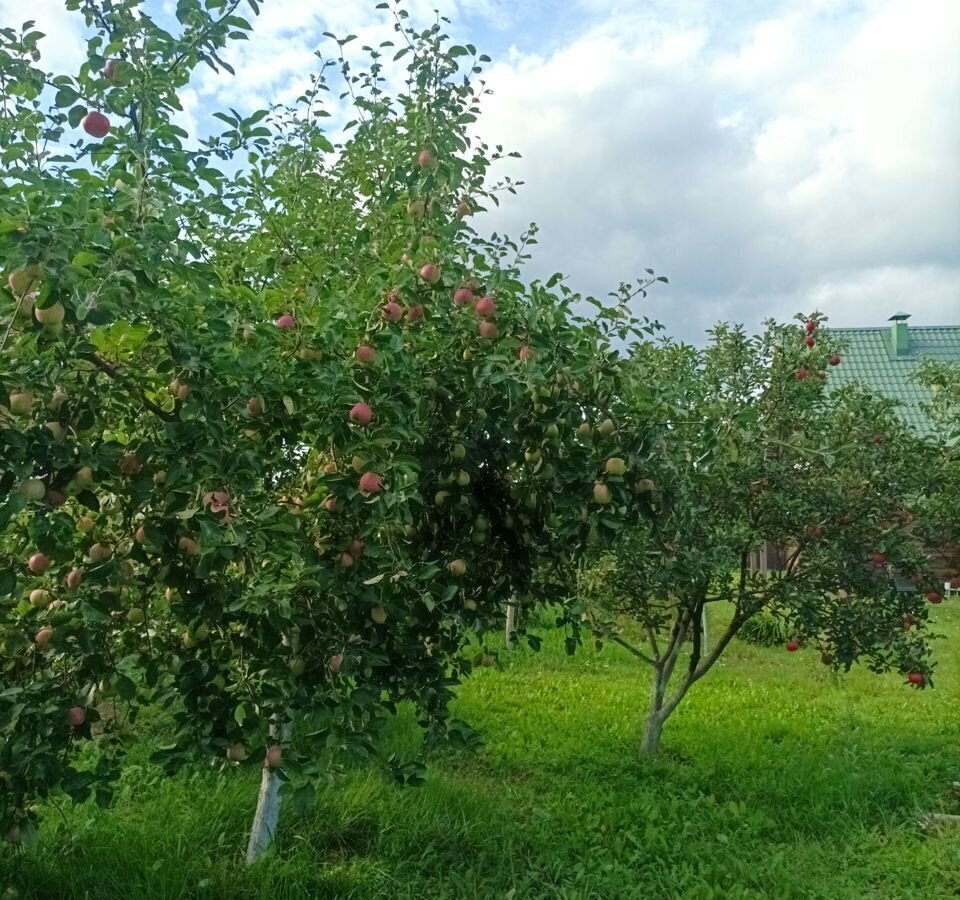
[3,602,959,899]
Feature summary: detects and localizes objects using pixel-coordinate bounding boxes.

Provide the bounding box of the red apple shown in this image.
[453,287,474,306]
[45,489,66,507]
[327,653,343,674]
[907,672,924,686]
[901,615,915,630]
[178,536,199,556]
[518,345,533,362]
[265,745,283,768]
[455,200,472,217]
[785,640,800,652]
[448,559,467,576]
[247,396,264,417]
[355,344,376,364]
[382,301,403,322]
[804,336,815,348]
[871,553,886,566]
[593,483,612,505]
[359,472,383,494]
[34,301,65,326]
[27,552,49,574]
[82,111,110,138]
[805,320,817,334]
[795,367,809,381]
[135,526,148,544]
[635,478,656,494]
[349,539,365,558]
[275,314,295,329]
[417,148,436,168]
[349,402,374,425]
[926,591,942,604]
[66,568,84,589]
[340,552,354,568]
[406,304,425,323]
[89,543,113,563]
[35,626,54,648]
[67,706,86,727]
[474,296,496,318]
[29,589,50,608]
[605,457,627,476]
[479,321,498,340]
[829,354,841,366]
[226,743,247,762]
[323,495,338,512]
[419,264,440,284]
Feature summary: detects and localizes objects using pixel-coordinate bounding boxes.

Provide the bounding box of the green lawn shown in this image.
[3,602,959,900]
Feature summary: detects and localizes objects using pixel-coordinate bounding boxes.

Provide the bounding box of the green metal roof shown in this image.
[827,321,960,435]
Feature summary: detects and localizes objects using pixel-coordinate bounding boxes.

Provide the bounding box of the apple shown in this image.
[371,606,388,624]
[126,607,145,625]
[598,418,616,436]
[45,421,66,441]
[795,368,809,381]
[479,321,498,340]
[153,470,167,484]
[382,301,403,321]
[82,111,110,138]
[35,626,53,648]
[351,455,367,473]
[871,553,886,566]
[247,396,264,417]
[340,552,354,567]
[901,615,915,630]
[9,392,33,416]
[406,199,426,218]
[7,264,41,296]
[34,301,65,327]
[448,559,467,576]
[451,443,466,460]
[593,483,612,505]
[29,589,51,608]
[134,526,148,545]
[88,543,112,563]
[785,640,800,652]
[805,320,817,334]
[327,654,343,674]
[182,631,196,649]
[178,536,200,556]
[456,470,470,487]
[103,58,129,82]
[265,745,283,768]
[275,314,296,329]
[119,454,141,475]
[27,552,49,574]
[193,623,210,641]
[407,304,425,323]
[605,457,627,476]
[463,598,477,611]
[355,344,376,365]
[50,388,67,409]
[545,423,559,440]
[226,743,247,762]
[323,495,338,512]
[434,490,450,507]
[349,402,374,425]
[455,200,472,217]
[74,466,94,490]
[518,345,534,362]
[803,336,815,348]
[67,706,86,727]
[474,296,496,318]
[77,515,94,533]
[417,148,436,168]
[289,658,306,677]
[577,422,592,438]
[453,287,474,306]
[907,672,925,686]
[419,264,441,284]
[525,448,541,465]
[349,539,365,558]
[66,568,84,589]
[927,591,942,604]
[358,472,383,494]
[45,489,66,507]
[19,479,46,501]
[829,354,841,366]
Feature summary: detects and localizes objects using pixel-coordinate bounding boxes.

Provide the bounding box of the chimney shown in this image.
[888,312,910,358]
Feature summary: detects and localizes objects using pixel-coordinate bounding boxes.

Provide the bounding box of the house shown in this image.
[750,312,960,580]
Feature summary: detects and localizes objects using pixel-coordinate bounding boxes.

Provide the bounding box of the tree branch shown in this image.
[610,634,656,667]
[86,353,176,422]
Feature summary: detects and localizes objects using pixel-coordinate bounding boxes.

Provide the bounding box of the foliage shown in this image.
[577,320,945,753]
[0,2,660,842]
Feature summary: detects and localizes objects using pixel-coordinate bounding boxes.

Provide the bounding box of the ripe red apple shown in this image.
[417,148,436,168]
[448,559,467,576]
[371,606,388,624]
[349,539,365,558]
[907,672,924,686]
[88,543,112,563]
[178,536,199,556]
[67,706,86,727]
[474,296,496,318]
[323,495,338,512]
[275,314,296,329]
[349,402,374,425]
[355,344,376,365]
[35,626,54,648]
[327,653,343,674]
[340,552,354,568]
[453,287,474,306]
[45,489,66,507]
[406,304,425,323]
[419,264,441,284]
[805,320,817,334]
[382,301,403,321]
[27,552,49,574]
[901,615,915,630]
[34,301,65,326]
[605,457,627,476]
[359,472,383,494]
[82,111,110,138]
[226,743,247,762]
[134,525,148,545]
[785,640,800,652]
[593,483,612,505]
[927,591,942,604]
[871,553,887,566]
[795,367,809,381]
[804,336,815,348]
[455,200,472,217]
[479,321,498,340]
[9,392,33,416]
[635,478,656,494]
[66,568,84,589]
[247,396,264,417]
[829,354,841,366]
[265,745,283,768]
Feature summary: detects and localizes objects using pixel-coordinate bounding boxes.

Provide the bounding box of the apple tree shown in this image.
[576,318,942,756]
[0,2,662,857]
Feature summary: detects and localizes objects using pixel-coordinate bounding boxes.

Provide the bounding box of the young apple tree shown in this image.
[576,319,942,756]
[0,3,661,857]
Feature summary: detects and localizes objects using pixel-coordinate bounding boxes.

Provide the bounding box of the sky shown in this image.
[3,0,958,343]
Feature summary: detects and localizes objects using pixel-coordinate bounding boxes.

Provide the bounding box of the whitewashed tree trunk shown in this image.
[245,714,292,864]
[701,606,709,654]
[504,598,518,649]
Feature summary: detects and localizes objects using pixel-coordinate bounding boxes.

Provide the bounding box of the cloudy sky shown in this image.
[5,0,958,342]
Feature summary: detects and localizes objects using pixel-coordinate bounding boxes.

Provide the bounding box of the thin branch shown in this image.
[609,634,656,667]
[86,353,176,422]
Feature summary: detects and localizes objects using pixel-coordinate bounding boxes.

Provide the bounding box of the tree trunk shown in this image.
[504,598,518,650]
[245,715,291,864]
[640,710,665,756]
